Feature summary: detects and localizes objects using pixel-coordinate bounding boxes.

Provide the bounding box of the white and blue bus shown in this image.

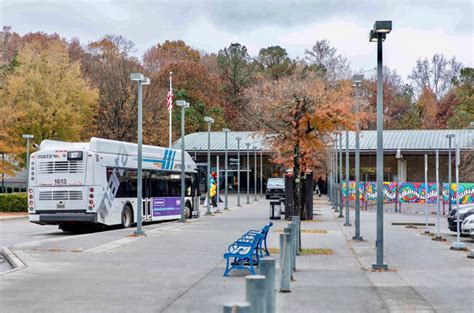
[28,138,201,231]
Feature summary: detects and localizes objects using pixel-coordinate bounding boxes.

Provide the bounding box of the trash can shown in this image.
[270,201,281,220]
[279,197,285,214]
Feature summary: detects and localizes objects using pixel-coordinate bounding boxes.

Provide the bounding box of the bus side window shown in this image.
[151,171,167,197]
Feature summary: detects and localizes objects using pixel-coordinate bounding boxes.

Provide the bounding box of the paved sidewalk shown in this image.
[1,195,473,312]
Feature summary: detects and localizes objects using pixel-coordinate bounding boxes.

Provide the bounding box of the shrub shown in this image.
[0,193,28,212]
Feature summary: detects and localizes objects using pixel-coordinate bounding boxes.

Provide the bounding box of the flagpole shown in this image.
[169,71,173,148]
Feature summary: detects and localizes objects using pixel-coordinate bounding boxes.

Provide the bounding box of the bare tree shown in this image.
[409,54,462,100]
[304,40,351,85]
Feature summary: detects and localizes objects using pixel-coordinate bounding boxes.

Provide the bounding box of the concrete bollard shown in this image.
[259,257,276,313]
[223,302,251,313]
[245,275,267,313]
[292,216,301,255]
[288,223,297,271]
[279,233,291,292]
[283,227,294,277]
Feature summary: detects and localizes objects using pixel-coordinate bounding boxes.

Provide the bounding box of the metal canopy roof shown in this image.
[174,129,473,153]
[338,129,473,152]
[173,131,270,152]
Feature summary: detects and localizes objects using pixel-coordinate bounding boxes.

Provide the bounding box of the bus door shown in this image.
[142,171,152,221]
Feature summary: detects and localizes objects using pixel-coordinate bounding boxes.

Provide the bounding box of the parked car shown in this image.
[266,177,285,200]
[461,214,474,238]
[447,204,474,232]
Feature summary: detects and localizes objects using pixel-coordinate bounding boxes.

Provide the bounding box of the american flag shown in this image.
[166,89,174,112]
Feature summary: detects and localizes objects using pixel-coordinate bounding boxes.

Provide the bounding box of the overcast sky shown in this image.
[1,0,473,79]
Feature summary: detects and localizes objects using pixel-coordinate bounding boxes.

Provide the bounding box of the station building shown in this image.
[173,129,473,193]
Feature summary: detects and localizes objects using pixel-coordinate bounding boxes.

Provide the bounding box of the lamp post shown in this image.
[344,130,351,226]
[334,133,339,212]
[451,144,466,250]
[204,116,214,215]
[369,20,392,271]
[338,132,343,218]
[223,128,230,210]
[193,146,198,161]
[254,146,258,201]
[1,152,4,193]
[22,134,34,189]
[260,149,263,198]
[176,100,190,223]
[446,134,455,213]
[130,73,150,236]
[352,74,364,240]
[236,137,242,207]
[246,143,250,204]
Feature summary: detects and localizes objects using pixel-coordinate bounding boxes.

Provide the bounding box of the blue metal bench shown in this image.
[224,233,262,276]
[246,222,273,257]
[223,222,273,276]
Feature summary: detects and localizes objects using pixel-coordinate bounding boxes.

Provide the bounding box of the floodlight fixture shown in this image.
[374,21,392,34]
[176,100,189,108]
[130,73,144,81]
[369,30,386,42]
[352,74,364,86]
[204,116,214,124]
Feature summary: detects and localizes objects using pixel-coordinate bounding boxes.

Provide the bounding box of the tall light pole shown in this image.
[236,137,242,207]
[260,149,263,197]
[130,73,150,236]
[204,116,214,215]
[338,131,343,218]
[446,134,455,213]
[22,134,34,190]
[1,152,4,193]
[451,144,466,250]
[253,145,258,201]
[177,100,190,223]
[246,143,250,204]
[424,154,429,233]
[352,74,364,240]
[223,128,230,210]
[344,130,351,226]
[334,133,339,212]
[369,20,392,271]
[434,149,443,240]
[193,146,198,161]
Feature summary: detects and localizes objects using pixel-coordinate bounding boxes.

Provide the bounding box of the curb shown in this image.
[0,215,29,221]
[1,247,26,275]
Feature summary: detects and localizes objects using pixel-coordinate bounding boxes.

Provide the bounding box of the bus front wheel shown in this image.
[121,206,133,228]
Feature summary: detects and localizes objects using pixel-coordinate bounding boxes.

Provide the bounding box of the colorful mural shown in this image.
[339,181,474,204]
[442,183,474,204]
[399,182,438,203]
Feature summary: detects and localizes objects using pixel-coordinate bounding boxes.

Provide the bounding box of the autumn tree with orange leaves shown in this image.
[246,69,354,219]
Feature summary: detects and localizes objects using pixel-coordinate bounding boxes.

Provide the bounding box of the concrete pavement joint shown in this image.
[338,208,436,312]
[1,247,26,275]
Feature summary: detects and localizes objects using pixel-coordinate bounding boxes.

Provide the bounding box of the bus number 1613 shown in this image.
[54,179,67,185]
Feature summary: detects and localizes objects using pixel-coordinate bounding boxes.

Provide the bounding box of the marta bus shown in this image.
[27,137,201,231]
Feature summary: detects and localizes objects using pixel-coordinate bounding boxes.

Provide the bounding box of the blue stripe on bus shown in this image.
[163,149,170,169]
[170,150,176,169]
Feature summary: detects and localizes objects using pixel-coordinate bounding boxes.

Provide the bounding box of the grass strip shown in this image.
[275,229,327,234]
[267,247,333,255]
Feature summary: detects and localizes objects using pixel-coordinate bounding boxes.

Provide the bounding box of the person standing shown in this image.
[210,180,217,208]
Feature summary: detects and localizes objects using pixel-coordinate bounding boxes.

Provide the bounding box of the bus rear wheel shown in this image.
[121,206,133,228]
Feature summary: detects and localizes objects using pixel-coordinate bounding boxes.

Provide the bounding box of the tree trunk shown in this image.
[293,143,301,218]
